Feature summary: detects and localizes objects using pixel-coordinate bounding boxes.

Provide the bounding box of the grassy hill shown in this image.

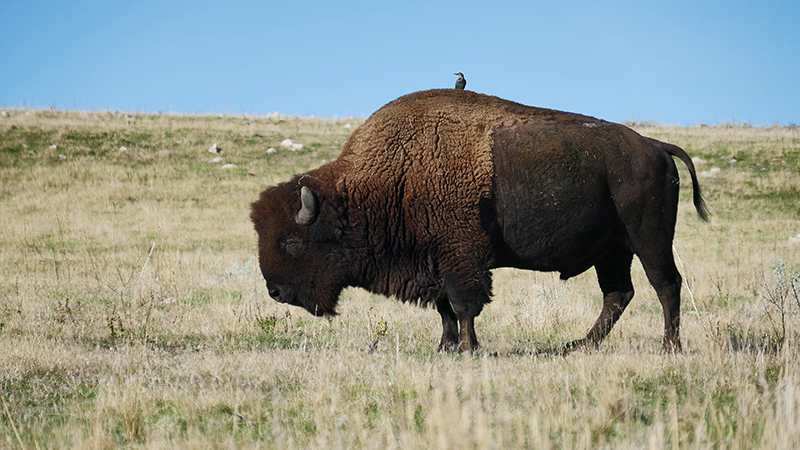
[1,109,799,448]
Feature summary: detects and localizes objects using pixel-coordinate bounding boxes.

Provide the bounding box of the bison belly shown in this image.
[489,126,623,278]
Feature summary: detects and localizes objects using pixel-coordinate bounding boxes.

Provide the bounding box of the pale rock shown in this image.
[280,139,294,149]
[221,163,236,169]
[210,156,224,163]
[266,148,277,154]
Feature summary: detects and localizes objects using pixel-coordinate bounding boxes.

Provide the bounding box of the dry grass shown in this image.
[1,109,799,448]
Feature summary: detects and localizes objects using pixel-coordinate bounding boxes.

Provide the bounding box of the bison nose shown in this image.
[268,288,281,299]
[266,282,282,301]
[266,282,299,306]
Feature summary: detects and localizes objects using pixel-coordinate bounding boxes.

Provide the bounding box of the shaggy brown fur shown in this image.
[251,89,708,352]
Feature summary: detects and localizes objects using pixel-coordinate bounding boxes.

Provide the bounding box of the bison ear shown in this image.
[295,186,318,226]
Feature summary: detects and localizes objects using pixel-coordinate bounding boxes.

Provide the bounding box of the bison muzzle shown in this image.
[251,89,709,353]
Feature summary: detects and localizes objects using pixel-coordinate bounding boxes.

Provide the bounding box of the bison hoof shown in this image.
[437,341,458,353]
[437,340,480,354]
[457,341,480,354]
[661,339,682,354]
[561,339,599,355]
[560,340,582,354]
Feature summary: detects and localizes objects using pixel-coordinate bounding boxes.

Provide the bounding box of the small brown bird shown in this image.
[454,72,466,90]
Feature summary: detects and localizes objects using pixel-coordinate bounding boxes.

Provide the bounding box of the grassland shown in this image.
[1,108,799,449]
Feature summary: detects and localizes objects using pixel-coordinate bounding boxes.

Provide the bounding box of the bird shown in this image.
[454,72,466,90]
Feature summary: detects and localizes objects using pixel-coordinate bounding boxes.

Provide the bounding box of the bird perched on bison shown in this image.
[250,89,709,353]
[454,72,466,90]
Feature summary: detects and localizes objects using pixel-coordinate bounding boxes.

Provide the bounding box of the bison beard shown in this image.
[251,89,709,353]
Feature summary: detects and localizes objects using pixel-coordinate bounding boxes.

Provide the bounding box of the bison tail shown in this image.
[655,140,711,222]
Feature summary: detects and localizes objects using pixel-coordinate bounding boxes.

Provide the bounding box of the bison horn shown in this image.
[295,186,318,226]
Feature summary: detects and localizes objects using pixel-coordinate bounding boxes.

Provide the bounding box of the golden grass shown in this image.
[1,109,799,448]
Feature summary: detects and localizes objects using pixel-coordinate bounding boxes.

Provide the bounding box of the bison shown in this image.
[251,89,709,353]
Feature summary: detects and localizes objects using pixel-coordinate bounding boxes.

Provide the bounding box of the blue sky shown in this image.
[2,1,798,125]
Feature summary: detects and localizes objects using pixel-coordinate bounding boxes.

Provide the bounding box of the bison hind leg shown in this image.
[573,245,635,350]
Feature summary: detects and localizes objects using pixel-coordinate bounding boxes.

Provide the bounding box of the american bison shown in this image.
[251,89,709,352]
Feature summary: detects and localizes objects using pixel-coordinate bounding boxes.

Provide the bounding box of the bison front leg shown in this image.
[443,272,489,353]
[435,297,460,352]
[456,315,479,353]
[435,296,479,353]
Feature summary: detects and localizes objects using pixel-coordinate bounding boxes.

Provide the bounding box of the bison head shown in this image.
[250,181,353,317]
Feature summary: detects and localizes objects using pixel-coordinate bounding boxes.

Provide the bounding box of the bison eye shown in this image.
[281,236,303,255]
